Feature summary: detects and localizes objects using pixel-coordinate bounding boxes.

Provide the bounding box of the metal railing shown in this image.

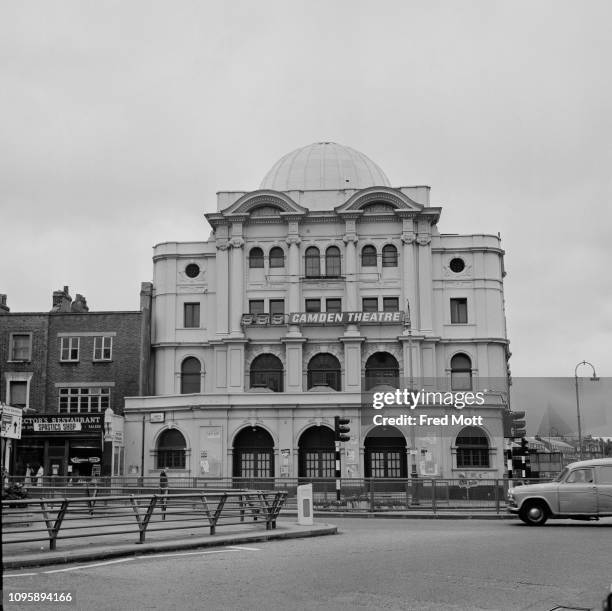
[3,475,546,514]
[2,490,287,551]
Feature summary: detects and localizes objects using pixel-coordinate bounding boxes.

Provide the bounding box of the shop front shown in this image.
[16,414,105,480]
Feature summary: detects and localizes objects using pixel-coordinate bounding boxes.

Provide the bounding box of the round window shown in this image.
[449,258,465,273]
[185,263,200,278]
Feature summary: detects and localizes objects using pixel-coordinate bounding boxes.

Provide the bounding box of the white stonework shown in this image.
[124,142,510,482]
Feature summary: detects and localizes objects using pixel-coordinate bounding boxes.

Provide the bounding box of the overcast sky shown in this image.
[2,1,611,377]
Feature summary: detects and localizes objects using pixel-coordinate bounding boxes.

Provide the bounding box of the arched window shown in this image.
[233,426,274,478]
[365,352,399,390]
[250,354,284,392]
[156,429,187,469]
[181,357,201,394]
[325,246,341,277]
[269,247,285,268]
[249,247,264,268]
[382,244,398,267]
[361,245,377,267]
[456,427,489,468]
[451,353,472,390]
[305,246,320,277]
[307,353,341,391]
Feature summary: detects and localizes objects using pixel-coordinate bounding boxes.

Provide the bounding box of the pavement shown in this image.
[2,512,338,570]
[2,506,513,571]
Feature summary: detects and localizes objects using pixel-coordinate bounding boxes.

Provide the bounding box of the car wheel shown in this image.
[519,501,548,526]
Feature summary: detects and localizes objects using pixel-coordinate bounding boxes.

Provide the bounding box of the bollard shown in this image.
[297,484,313,525]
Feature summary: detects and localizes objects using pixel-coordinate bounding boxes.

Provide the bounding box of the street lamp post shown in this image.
[574,360,599,460]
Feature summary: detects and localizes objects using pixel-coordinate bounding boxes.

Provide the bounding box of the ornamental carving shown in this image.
[230,237,245,249]
[343,234,358,244]
[216,241,230,251]
[361,343,403,370]
[417,235,431,246]
[245,345,286,369]
[303,344,344,366]
[401,233,416,244]
[286,236,301,246]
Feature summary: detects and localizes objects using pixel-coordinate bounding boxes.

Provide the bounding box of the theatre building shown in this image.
[124,142,511,482]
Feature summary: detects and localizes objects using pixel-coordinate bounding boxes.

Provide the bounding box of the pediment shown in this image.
[335,187,424,215]
[219,190,307,217]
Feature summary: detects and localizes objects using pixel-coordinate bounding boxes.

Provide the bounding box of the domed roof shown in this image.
[260,142,391,191]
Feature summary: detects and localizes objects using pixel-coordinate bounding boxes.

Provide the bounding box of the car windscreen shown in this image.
[553,467,569,482]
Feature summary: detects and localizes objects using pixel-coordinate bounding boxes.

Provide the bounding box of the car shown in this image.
[507,458,612,526]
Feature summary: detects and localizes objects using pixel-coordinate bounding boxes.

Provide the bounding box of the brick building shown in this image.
[0,285,151,478]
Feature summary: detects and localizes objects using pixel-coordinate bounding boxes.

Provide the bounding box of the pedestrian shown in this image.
[24,464,32,487]
[159,470,169,520]
[35,464,44,487]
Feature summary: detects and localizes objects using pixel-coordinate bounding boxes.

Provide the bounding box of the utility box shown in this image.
[297,483,313,525]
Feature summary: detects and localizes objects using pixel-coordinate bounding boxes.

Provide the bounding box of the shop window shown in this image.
[269,247,285,268]
[382,244,398,267]
[250,354,284,392]
[10,333,32,361]
[450,298,468,324]
[456,427,489,468]
[156,429,187,470]
[184,303,200,328]
[383,297,399,312]
[326,298,342,313]
[307,354,341,390]
[60,336,80,362]
[249,247,264,268]
[59,387,110,413]
[451,353,472,390]
[362,297,378,312]
[305,247,320,277]
[181,357,201,394]
[325,246,341,277]
[93,336,113,361]
[361,245,377,267]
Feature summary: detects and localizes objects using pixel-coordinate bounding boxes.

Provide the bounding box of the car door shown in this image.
[558,467,597,514]
[595,465,612,515]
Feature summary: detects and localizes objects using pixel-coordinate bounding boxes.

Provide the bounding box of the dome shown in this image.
[260,142,391,191]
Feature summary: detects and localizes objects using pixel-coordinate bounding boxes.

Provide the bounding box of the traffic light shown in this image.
[334,416,350,442]
[503,410,526,438]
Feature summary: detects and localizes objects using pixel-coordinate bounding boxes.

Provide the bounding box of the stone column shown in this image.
[417,227,433,334]
[229,232,245,338]
[285,217,302,338]
[215,226,230,337]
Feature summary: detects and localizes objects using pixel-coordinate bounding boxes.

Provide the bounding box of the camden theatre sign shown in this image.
[241,311,405,327]
[288,311,404,325]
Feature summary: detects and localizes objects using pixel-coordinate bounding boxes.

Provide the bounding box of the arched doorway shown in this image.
[298,426,335,479]
[232,426,274,479]
[364,426,407,478]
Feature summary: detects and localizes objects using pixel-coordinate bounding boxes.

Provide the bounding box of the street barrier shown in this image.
[1,490,287,551]
[4,475,546,514]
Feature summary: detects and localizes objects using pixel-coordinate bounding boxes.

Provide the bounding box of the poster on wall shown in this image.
[198,426,222,477]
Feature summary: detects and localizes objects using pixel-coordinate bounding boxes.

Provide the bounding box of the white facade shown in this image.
[124,142,510,482]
